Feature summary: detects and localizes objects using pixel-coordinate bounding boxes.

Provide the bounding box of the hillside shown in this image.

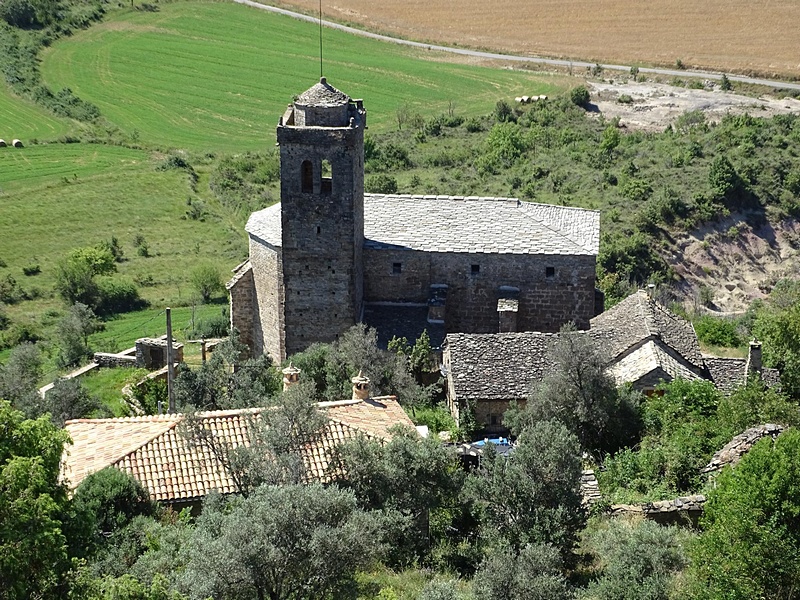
[0,0,564,368]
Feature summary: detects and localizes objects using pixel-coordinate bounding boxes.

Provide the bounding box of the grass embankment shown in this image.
[40,0,562,151]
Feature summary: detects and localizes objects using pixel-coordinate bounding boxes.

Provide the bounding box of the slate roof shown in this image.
[703,357,781,394]
[445,332,558,402]
[590,290,704,370]
[607,340,703,386]
[295,78,349,107]
[362,303,446,350]
[225,260,252,290]
[62,397,413,503]
[246,196,600,256]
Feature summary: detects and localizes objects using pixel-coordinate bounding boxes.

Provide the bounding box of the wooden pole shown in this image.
[166,307,175,414]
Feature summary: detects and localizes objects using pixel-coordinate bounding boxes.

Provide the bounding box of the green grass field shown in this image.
[0,87,70,142]
[0,144,243,308]
[39,0,560,151]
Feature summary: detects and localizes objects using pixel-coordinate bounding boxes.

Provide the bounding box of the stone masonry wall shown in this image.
[250,239,284,362]
[228,265,256,354]
[364,250,596,333]
[278,124,364,358]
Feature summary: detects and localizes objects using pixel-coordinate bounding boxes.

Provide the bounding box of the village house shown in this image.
[61,372,415,507]
[444,289,779,433]
[227,77,602,362]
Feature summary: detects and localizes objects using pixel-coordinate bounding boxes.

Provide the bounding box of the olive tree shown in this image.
[181,484,384,600]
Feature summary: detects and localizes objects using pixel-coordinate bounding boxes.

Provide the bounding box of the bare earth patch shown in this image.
[670,217,800,313]
[589,81,800,132]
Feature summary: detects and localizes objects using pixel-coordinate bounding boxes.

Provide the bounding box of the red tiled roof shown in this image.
[62,397,413,503]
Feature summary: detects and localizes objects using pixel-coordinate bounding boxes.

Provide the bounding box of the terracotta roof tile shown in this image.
[62,397,414,503]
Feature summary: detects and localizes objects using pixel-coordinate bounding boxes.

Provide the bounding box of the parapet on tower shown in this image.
[277,78,367,357]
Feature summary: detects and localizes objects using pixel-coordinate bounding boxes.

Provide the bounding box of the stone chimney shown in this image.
[745,339,762,379]
[351,371,370,401]
[282,363,301,391]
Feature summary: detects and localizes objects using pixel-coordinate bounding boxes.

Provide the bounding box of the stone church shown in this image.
[228,78,602,362]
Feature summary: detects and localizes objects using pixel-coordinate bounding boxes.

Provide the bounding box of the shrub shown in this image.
[618,94,633,104]
[191,310,230,339]
[582,519,691,600]
[465,117,484,132]
[0,273,26,303]
[95,277,147,315]
[494,99,515,122]
[570,85,590,108]
[365,173,398,194]
[694,315,741,347]
[472,543,571,600]
[22,263,40,276]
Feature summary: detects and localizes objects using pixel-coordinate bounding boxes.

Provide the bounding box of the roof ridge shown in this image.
[363,193,600,213]
[109,419,181,472]
[517,204,595,255]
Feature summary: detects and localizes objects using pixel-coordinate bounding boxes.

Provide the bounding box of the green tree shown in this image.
[40,377,103,427]
[0,401,71,600]
[0,341,42,415]
[467,419,585,561]
[56,302,101,368]
[333,426,465,564]
[54,245,116,307]
[753,285,800,398]
[472,543,571,600]
[66,467,158,559]
[290,323,430,406]
[173,332,280,411]
[181,484,384,600]
[505,324,641,457]
[189,263,223,304]
[180,380,325,495]
[689,429,800,599]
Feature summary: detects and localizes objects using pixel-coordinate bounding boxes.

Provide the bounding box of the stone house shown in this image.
[228,77,601,362]
[61,375,415,508]
[444,289,778,433]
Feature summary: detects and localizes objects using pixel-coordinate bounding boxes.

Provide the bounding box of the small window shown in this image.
[471,264,480,275]
[490,415,498,425]
[546,266,555,278]
[301,160,313,193]
[316,225,321,235]
[392,262,402,274]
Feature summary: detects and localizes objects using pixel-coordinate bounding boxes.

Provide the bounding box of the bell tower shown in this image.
[276,78,367,357]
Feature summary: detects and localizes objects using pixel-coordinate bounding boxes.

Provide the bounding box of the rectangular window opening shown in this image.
[392,262,402,274]
[316,226,321,235]
[471,264,480,275]
[546,266,555,278]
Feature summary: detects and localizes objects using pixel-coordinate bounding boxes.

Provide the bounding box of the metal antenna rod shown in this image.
[319,0,323,77]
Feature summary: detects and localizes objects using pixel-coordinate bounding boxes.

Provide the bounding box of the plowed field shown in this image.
[280,0,800,78]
